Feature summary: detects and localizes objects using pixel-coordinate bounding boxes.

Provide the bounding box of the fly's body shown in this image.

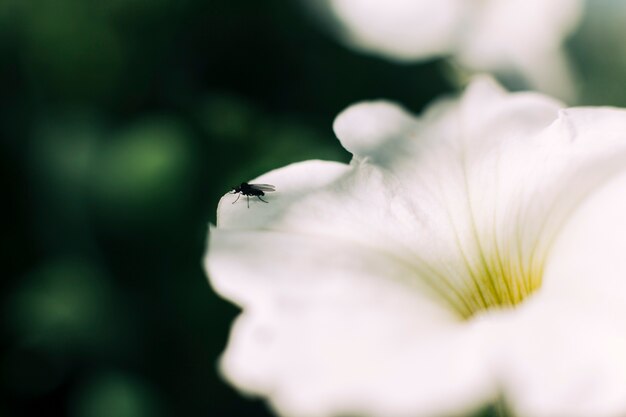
[230,183,276,208]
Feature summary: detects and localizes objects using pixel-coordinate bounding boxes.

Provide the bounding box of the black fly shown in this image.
[230,183,276,208]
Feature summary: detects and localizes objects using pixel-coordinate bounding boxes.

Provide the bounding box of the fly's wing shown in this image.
[249,184,276,192]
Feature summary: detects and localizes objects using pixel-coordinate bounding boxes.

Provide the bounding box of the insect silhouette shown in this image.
[230,183,276,208]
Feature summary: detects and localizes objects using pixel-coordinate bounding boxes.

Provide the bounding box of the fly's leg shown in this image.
[232,193,241,204]
[257,196,269,203]
[247,195,250,208]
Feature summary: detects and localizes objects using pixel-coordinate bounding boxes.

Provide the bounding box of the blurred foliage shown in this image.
[2,0,625,416]
[570,0,626,107]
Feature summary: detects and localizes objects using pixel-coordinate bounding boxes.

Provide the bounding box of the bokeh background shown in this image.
[3,1,626,416]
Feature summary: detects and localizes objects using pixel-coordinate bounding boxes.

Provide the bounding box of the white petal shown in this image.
[332,100,418,160]
[491,111,626,417]
[544,169,626,306]
[206,228,496,417]
[217,160,350,230]
[308,0,582,98]
[456,0,583,101]
[323,0,466,61]
[489,294,626,417]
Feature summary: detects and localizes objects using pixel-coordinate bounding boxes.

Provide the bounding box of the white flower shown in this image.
[311,0,583,102]
[205,77,626,417]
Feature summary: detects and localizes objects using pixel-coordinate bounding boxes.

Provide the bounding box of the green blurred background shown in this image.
[2,0,626,416]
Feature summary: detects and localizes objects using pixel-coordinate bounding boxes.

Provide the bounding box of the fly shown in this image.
[230,182,276,208]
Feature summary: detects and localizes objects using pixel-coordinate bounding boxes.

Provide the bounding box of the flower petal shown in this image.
[456,0,583,101]
[217,160,350,230]
[206,228,496,417]
[544,170,626,306]
[324,0,466,61]
[489,112,626,417]
[332,100,418,161]
[308,0,582,99]
[490,294,626,417]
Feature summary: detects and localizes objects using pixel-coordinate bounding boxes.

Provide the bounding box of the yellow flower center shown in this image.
[454,249,543,319]
[408,230,548,320]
